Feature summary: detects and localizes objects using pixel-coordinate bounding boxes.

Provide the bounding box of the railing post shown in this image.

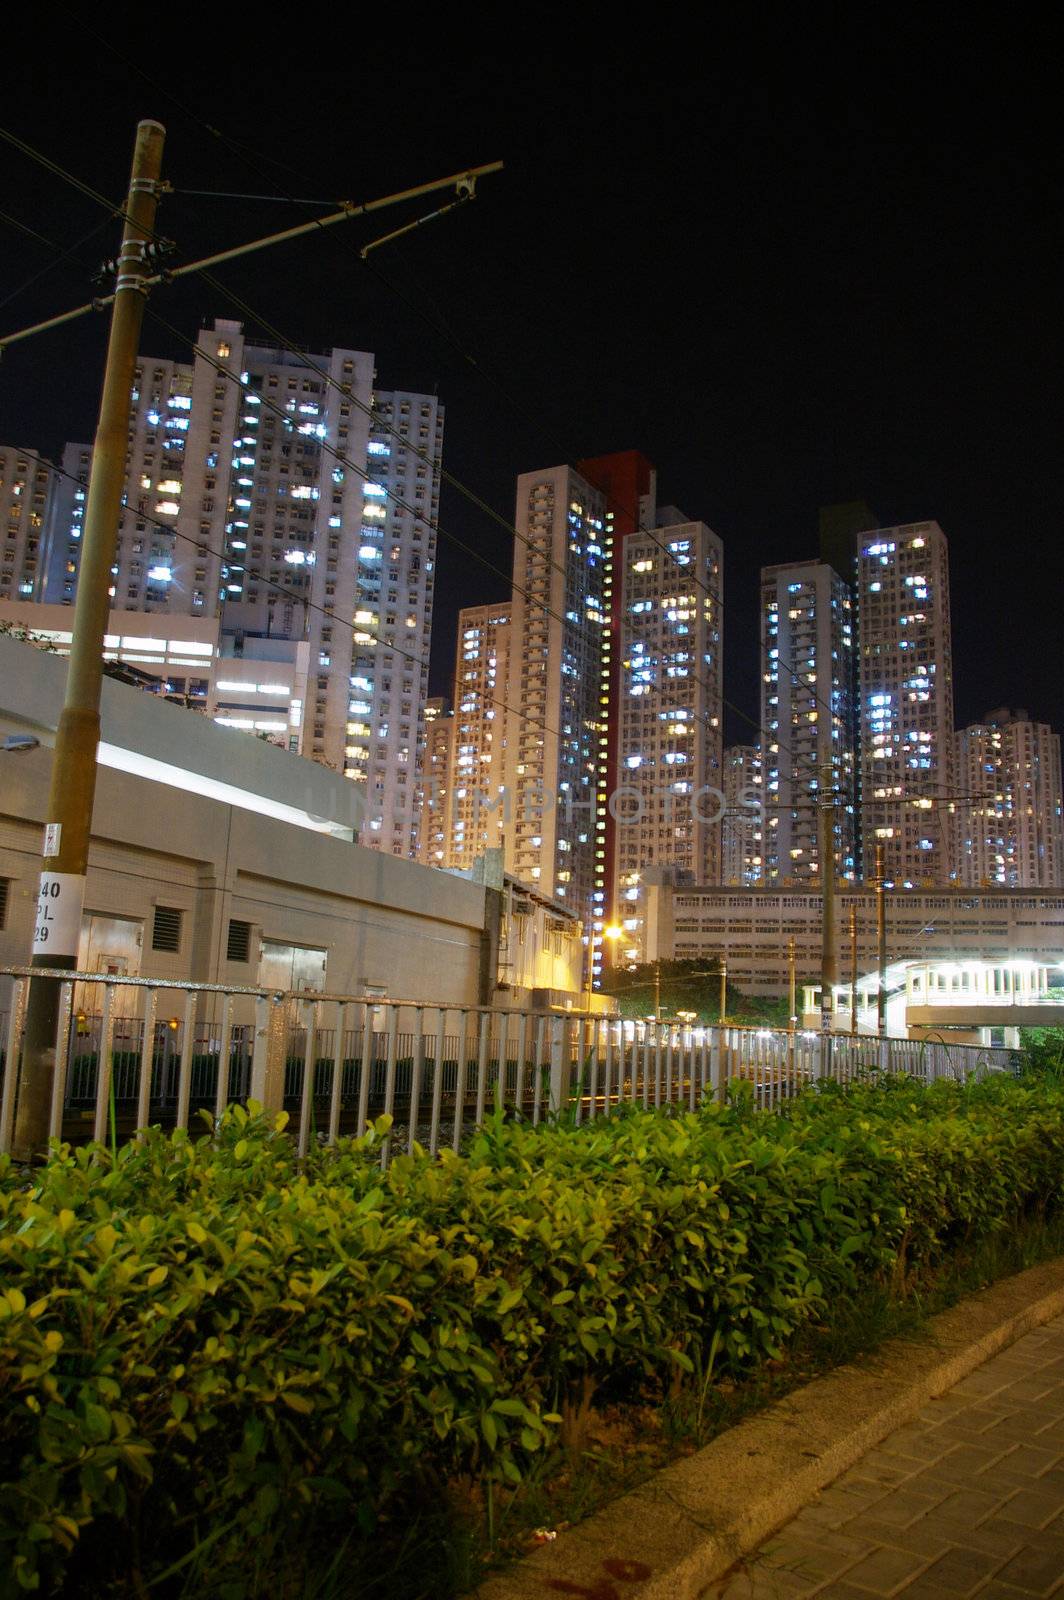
[822,1030,835,1087]
[602,1020,613,1116]
[297,999,318,1161]
[381,1005,401,1166]
[409,1006,426,1153]
[709,1023,721,1102]
[428,1007,446,1155]
[214,993,234,1124]
[549,1015,570,1114]
[0,980,28,1155]
[174,990,198,1132]
[474,1010,491,1128]
[250,993,288,1116]
[134,987,158,1138]
[92,984,118,1146]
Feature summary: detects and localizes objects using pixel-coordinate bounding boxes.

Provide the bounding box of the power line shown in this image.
[0,119,813,769]
[1,118,929,861]
[170,188,341,207]
[39,420,573,762]
[0,132,768,819]
[148,292,816,796]
[0,208,56,250]
[0,106,947,844]
[0,119,835,836]
[0,212,114,314]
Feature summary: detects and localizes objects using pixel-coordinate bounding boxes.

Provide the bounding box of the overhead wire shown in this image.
[144,294,832,831]
[0,115,799,792]
[1,113,980,874]
[0,211,116,315]
[39,419,578,764]
[146,292,822,795]
[0,160,784,844]
[0,115,796,794]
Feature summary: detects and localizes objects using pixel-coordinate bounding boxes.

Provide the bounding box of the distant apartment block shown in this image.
[644,875,1064,999]
[761,559,857,884]
[503,465,609,923]
[0,446,55,602]
[417,696,454,867]
[28,318,444,857]
[857,521,955,886]
[613,513,723,959]
[447,604,510,870]
[721,744,764,886]
[955,708,1064,888]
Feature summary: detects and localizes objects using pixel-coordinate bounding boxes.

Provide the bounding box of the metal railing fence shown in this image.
[0,967,1020,1165]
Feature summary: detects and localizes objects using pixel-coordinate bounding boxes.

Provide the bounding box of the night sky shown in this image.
[1,16,1059,748]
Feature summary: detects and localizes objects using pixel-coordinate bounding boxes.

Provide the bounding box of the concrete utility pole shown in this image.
[849,901,859,1035]
[14,121,167,1158]
[719,960,728,1027]
[875,842,888,1037]
[818,759,837,1034]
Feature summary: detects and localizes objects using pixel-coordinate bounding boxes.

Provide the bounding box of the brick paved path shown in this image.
[712,1313,1064,1599]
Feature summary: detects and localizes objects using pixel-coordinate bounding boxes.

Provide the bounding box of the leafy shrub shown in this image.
[1,1076,1063,1596]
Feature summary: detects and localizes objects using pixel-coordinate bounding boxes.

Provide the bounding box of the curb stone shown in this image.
[471,1257,1064,1600]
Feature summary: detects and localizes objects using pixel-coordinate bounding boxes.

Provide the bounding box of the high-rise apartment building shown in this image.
[721,744,765,886]
[613,515,723,954]
[500,456,724,980]
[955,709,1064,888]
[761,559,857,884]
[1,447,56,602]
[447,604,510,870]
[36,318,443,858]
[577,451,657,977]
[348,386,442,856]
[417,696,454,867]
[504,465,609,924]
[857,521,955,886]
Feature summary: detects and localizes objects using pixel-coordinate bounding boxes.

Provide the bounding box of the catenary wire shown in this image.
[145,295,817,794]
[0,108,937,826]
[0,117,825,792]
[3,119,969,847]
[0,212,115,314]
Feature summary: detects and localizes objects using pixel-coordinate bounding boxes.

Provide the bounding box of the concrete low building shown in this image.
[0,636,583,1010]
[643,872,1064,1000]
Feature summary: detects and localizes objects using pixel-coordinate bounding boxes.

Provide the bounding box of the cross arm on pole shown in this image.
[0,160,504,352]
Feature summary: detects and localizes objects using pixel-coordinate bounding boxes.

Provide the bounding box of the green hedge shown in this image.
[1,1076,1063,1595]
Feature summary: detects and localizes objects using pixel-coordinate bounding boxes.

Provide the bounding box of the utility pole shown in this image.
[875,842,888,1037]
[653,960,661,1025]
[3,136,502,1157]
[849,901,859,1035]
[818,758,837,1035]
[14,121,167,1157]
[719,959,728,1027]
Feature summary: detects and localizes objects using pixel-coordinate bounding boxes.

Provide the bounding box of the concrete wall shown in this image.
[0,743,488,1004]
[0,634,489,1004]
